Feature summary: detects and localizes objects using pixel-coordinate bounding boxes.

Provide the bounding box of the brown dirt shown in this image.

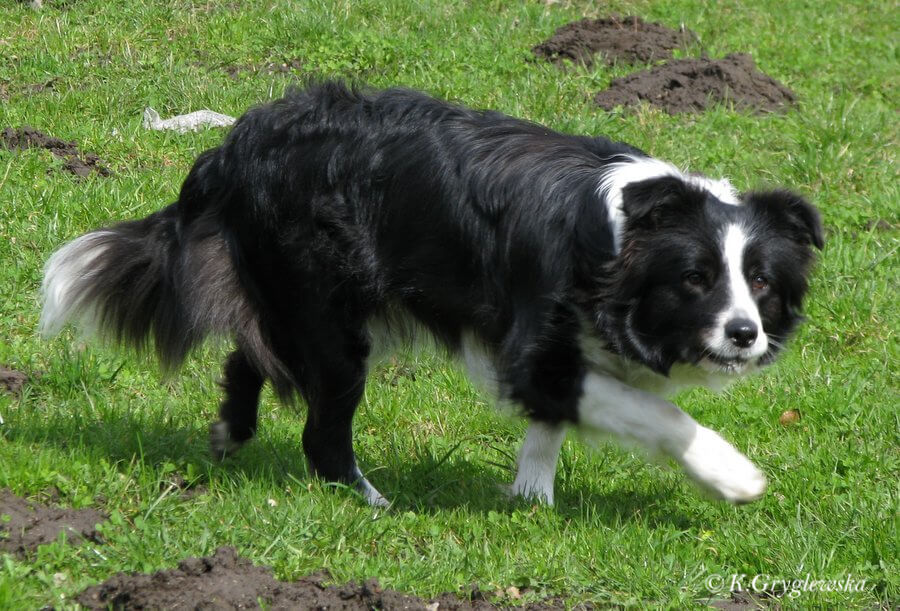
[0,365,28,396]
[708,590,782,609]
[160,471,208,500]
[77,546,583,610]
[533,15,696,67]
[594,53,797,114]
[0,489,107,555]
[0,126,111,177]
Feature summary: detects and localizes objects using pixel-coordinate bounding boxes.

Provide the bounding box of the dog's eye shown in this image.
[683,271,706,288]
[751,275,769,292]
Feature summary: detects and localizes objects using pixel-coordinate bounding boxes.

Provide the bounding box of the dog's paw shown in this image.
[679,426,767,504]
[508,478,555,506]
[209,420,243,460]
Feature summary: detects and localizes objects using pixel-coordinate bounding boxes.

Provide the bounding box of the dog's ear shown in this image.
[621,175,701,229]
[744,189,825,250]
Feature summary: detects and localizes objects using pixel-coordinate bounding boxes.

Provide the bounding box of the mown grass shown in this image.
[0,0,897,608]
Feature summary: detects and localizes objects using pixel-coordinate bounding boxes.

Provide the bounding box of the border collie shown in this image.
[41,82,822,507]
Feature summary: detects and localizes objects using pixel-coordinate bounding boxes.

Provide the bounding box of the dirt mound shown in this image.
[77,547,579,610]
[594,53,796,114]
[78,547,466,610]
[0,489,106,555]
[0,365,28,396]
[533,15,695,67]
[0,126,111,177]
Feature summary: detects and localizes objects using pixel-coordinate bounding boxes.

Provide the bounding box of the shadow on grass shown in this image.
[377,458,697,529]
[5,405,698,529]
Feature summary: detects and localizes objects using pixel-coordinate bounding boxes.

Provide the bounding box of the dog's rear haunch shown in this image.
[42,82,822,507]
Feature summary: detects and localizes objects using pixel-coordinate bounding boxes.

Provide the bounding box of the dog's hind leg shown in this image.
[297,327,389,507]
[210,348,265,459]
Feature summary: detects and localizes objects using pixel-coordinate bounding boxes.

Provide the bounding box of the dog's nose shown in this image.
[725,319,758,348]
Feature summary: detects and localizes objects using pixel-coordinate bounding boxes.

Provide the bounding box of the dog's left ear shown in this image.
[744,189,825,250]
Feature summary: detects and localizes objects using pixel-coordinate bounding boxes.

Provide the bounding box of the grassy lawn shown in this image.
[0,0,896,607]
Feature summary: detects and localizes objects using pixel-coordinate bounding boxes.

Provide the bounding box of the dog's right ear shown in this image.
[742,189,825,250]
[621,175,701,230]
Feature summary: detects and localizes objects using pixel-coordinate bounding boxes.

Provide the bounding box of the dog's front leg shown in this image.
[511,421,566,505]
[577,374,767,503]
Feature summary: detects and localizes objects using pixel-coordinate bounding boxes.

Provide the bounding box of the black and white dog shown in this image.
[41,82,823,507]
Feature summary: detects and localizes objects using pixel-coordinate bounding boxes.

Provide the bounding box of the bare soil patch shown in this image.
[533,15,695,67]
[160,471,208,499]
[0,126,111,177]
[77,546,582,610]
[708,589,782,609]
[0,489,106,555]
[0,365,28,396]
[594,53,796,114]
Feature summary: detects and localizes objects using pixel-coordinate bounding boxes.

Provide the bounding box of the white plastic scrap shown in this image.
[142,107,236,133]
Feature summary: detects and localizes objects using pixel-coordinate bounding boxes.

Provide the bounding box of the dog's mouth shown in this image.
[700,353,755,374]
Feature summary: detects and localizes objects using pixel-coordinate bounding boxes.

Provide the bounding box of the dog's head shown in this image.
[594,175,823,376]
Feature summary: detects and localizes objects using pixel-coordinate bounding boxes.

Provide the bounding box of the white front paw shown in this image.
[679,426,767,503]
[509,476,555,505]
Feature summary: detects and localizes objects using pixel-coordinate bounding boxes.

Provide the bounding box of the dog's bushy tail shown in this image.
[40,168,294,396]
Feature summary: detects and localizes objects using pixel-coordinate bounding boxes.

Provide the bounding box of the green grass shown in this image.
[0,0,897,607]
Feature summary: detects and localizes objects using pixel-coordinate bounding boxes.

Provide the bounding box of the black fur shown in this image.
[42,81,822,493]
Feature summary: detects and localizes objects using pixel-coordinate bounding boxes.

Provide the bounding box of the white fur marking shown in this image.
[40,231,115,336]
[690,175,741,206]
[576,373,765,503]
[703,224,768,364]
[597,155,740,252]
[510,422,566,505]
